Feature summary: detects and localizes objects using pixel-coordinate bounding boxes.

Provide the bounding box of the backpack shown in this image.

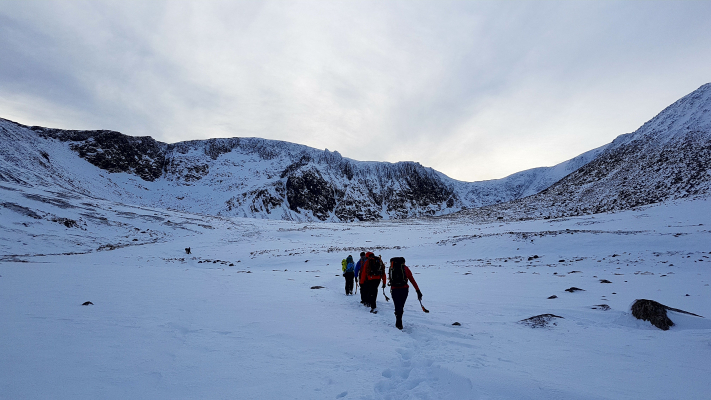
[389,257,407,286]
[367,254,384,279]
[345,262,354,273]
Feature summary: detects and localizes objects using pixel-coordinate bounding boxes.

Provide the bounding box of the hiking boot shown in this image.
[396,315,403,330]
[370,308,377,314]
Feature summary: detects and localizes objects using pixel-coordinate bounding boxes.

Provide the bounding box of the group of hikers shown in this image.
[341,252,422,330]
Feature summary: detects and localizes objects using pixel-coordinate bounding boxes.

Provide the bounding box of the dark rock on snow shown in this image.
[565,287,585,293]
[631,299,704,330]
[519,314,564,328]
[631,299,675,330]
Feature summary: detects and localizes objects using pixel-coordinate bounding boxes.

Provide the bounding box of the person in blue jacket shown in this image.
[354,252,366,304]
[342,255,355,295]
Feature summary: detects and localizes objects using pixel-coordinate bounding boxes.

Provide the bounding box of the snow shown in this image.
[2,181,710,399]
[0,117,618,222]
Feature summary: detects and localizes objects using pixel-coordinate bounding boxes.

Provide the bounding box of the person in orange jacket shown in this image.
[359,252,386,313]
[388,257,421,330]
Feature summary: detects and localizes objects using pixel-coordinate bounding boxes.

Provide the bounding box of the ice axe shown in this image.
[382,287,390,302]
[419,298,429,313]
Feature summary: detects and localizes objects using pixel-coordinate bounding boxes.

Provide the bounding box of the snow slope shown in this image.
[2,180,710,399]
[5,83,710,224]
[0,115,605,222]
[457,83,711,223]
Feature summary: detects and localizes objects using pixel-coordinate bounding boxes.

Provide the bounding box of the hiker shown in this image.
[354,252,366,304]
[342,255,355,295]
[360,252,386,313]
[388,257,422,330]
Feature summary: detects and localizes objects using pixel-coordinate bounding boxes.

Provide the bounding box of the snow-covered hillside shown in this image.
[3,84,711,223]
[1,180,710,399]
[456,83,711,223]
[3,83,711,399]
[0,115,603,222]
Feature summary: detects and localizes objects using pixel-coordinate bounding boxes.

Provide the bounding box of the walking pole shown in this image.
[419,298,429,313]
[382,287,390,302]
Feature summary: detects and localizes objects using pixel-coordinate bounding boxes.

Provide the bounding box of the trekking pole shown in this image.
[382,287,390,302]
[419,298,429,313]
[355,283,358,295]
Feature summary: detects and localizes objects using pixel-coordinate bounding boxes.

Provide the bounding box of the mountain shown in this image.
[3,83,708,223]
[455,83,711,222]
[0,117,601,222]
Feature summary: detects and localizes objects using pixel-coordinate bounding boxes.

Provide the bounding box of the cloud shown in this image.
[1,0,710,181]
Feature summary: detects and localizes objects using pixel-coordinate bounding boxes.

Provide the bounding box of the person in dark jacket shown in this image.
[354,252,367,304]
[388,257,422,330]
[360,252,386,313]
[342,255,355,295]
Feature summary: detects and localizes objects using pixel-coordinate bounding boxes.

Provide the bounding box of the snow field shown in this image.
[1,185,711,399]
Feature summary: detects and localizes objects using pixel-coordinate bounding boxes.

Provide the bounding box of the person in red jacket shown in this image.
[388,257,422,330]
[359,252,386,313]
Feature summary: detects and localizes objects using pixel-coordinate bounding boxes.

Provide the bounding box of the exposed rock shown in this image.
[1,202,42,219]
[310,286,325,289]
[592,304,611,311]
[519,314,564,328]
[33,127,166,181]
[565,287,585,293]
[285,166,336,221]
[631,299,674,330]
[51,217,79,228]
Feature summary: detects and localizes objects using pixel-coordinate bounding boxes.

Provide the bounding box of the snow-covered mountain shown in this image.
[0,117,601,222]
[3,83,709,223]
[457,83,711,222]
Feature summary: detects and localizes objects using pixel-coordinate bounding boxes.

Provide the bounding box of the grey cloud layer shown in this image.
[1,1,710,181]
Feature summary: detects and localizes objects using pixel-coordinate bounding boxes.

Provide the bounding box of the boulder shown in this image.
[519,314,563,328]
[631,299,674,330]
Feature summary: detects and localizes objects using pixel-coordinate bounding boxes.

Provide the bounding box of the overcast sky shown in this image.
[1,1,710,181]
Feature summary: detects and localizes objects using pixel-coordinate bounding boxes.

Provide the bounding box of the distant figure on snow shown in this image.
[360,252,386,313]
[388,257,422,330]
[342,255,355,295]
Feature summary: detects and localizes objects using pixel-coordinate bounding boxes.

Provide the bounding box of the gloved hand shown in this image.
[382,284,386,289]
[416,290,423,301]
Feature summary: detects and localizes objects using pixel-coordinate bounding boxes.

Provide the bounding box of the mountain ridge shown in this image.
[0,116,601,222]
[3,82,710,222]
[452,83,711,222]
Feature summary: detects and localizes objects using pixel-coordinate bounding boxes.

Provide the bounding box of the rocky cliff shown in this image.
[1,116,597,222]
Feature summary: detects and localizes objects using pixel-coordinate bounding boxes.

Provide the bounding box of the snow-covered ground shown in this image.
[1,182,710,399]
